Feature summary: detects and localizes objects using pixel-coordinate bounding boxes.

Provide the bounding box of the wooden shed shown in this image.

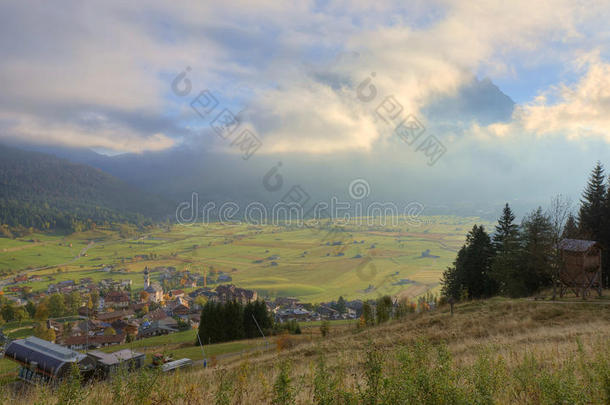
[558,238,603,298]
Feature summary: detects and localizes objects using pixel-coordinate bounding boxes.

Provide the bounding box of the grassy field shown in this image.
[2,297,608,404]
[0,318,353,380]
[98,329,263,362]
[0,216,491,302]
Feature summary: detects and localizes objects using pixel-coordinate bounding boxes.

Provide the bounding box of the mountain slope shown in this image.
[0,144,172,232]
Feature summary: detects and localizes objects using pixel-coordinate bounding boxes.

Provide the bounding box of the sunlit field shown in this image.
[0,216,491,302]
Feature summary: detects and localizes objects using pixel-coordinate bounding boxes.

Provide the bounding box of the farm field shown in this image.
[0,216,492,302]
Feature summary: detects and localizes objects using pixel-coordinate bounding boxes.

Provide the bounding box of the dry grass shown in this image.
[2,298,609,404]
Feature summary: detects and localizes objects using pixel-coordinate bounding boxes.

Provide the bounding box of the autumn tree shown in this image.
[34,322,56,342]
[48,293,66,317]
[35,302,50,320]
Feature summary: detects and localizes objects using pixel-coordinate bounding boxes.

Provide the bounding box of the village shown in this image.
[0,265,364,352]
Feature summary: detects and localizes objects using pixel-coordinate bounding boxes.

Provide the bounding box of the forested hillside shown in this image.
[0,145,172,234]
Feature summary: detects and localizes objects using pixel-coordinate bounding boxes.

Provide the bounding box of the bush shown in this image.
[313,356,336,405]
[272,361,295,405]
[320,320,330,337]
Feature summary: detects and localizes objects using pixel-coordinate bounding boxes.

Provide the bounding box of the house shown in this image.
[104,291,130,309]
[88,349,145,377]
[276,307,315,323]
[172,304,190,316]
[168,300,190,317]
[346,300,364,316]
[146,308,170,321]
[559,239,603,298]
[188,288,209,298]
[138,319,178,338]
[275,297,300,307]
[130,302,148,312]
[169,289,185,298]
[63,334,126,350]
[317,305,341,320]
[110,319,139,336]
[215,284,257,304]
[96,309,135,323]
[67,319,105,336]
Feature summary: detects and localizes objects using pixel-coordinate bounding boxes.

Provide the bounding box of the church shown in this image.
[143,267,164,303]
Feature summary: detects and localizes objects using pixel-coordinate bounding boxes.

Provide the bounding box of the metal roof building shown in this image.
[87,349,145,377]
[4,336,96,384]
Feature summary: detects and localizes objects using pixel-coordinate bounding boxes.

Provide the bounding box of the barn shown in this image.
[558,238,603,298]
[4,336,96,384]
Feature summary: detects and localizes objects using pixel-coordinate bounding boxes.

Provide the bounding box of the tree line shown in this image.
[197,300,274,344]
[442,162,610,300]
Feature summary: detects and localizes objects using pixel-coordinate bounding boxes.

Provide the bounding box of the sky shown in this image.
[2,1,610,215]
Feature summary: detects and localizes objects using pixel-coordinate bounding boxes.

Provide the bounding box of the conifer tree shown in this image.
[492,203,519,253]
[441,225,496,300]
[491,204,522,297]
[562,213,579,239]
[520,207,554,295]
[578,162,606,239]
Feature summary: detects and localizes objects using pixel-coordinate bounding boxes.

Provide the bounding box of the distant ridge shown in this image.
[0,144,172,232]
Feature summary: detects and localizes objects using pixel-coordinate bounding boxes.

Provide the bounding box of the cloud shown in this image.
[237,0,610,154]
[514,52,610,142]
[0,0,609,154]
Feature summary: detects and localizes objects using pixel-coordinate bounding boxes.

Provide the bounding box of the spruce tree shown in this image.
[578,162,606,239]
[493,203,519,253]
[441,225,496,300]
[441,247,466,300]
[561,213,579,239]
[602,176,610,288]
[243,301,256,339]
[520,207,554,295]
[491,204,522,297]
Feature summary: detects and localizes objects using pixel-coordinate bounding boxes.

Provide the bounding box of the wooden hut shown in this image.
[558,239,603,298]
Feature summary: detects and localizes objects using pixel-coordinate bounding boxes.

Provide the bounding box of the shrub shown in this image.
[320,320,330,337]
[214,369,235,405]
[313,356,336,405]
[359,346,383,405]
[56,363,87,405]
[272,360,295,405]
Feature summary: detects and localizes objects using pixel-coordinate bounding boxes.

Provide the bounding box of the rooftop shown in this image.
[87,349,144,366]
[559,239,598,252]
[15,336,81,361]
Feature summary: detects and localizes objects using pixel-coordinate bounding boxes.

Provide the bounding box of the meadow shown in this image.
[2,298,608,404]
[0,216,490,303]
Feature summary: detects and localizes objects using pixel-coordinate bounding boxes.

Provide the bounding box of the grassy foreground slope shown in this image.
[5,298,609,404]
